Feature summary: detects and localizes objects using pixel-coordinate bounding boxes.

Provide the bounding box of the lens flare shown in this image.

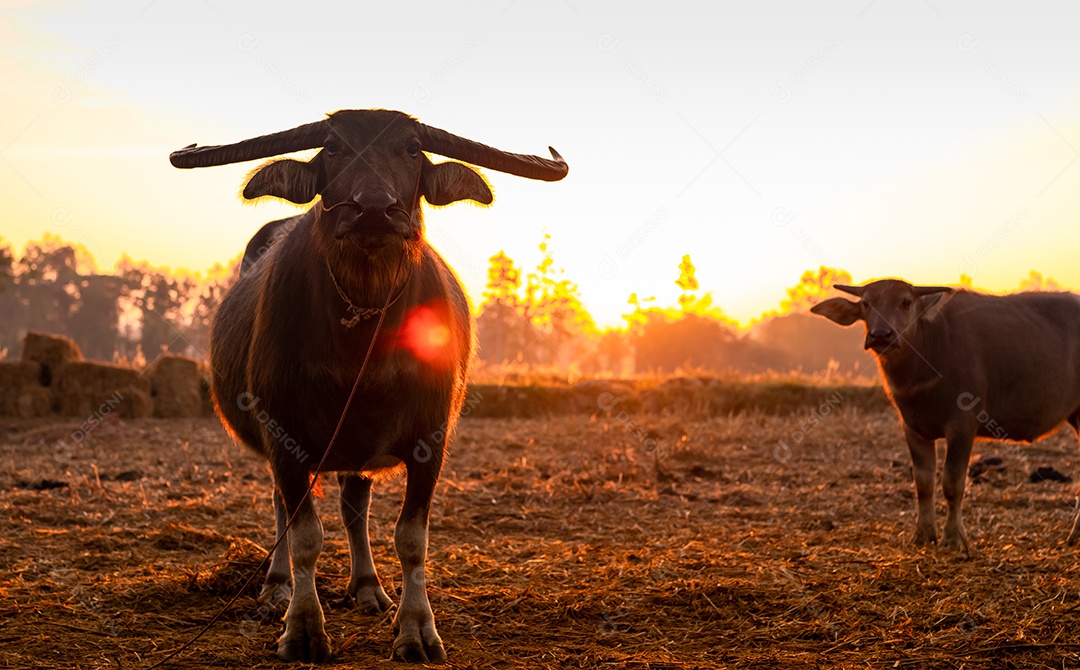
[401,303,455,367]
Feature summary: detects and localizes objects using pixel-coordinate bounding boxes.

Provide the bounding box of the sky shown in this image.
[2,0,1079,328]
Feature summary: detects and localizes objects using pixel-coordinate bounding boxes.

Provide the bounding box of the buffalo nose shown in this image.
[869,327,894,340]
[352,191,397,219]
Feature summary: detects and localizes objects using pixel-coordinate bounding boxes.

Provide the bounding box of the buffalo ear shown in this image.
[918,288,955,322]
[243,158,322,204]
[421,159,493,206]
[810,298,863,326]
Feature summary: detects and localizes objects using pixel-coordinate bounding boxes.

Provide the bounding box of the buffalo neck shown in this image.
[315,239,422,341]
[876,322,947,392]
[325,244,416,307]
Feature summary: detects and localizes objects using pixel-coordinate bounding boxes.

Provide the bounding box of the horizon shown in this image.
[1,230,1067,334]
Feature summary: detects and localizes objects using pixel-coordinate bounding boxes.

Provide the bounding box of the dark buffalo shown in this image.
[171,109,567,662]
[812,279,1080,551]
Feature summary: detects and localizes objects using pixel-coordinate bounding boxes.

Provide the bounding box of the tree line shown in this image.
[4,233,1058,378]
[476,244,871,378]
[0,235,229,364]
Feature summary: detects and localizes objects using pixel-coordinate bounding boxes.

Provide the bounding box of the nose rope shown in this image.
[324,166,424,329]
[321,199,359,213]
[326,259,411,328]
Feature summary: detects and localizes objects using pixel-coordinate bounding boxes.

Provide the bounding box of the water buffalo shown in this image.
[171,109,567,662]
[811,279,1080,551]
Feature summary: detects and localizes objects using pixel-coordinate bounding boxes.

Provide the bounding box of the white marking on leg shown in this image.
[261,486,292,605]
[276,495,331,662]
[392,499,445,662]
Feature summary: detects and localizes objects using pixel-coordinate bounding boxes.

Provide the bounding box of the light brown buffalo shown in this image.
[812,279,1080,551]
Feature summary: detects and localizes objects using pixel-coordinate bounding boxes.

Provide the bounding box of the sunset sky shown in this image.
[3,1,1079,327]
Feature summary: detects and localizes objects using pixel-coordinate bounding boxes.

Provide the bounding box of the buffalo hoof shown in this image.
[912,527,937,547]
[347,577,393,614]
[940,528,970,554]
[277,629,333,664]
[392,631,446,664]
[259,576,292,607]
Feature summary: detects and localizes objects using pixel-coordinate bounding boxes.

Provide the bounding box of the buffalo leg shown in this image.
[276,468,332,663]
[391,463,446,663]
[941,426,975,552]
[338,473,392,613]
[259,484,293,605]
[904,424,938,546]
[1068,414,1080,545]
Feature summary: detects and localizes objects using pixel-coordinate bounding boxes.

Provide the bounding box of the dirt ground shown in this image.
[3,406,1080,669]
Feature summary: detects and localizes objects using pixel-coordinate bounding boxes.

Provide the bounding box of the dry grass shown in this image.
[467,379,889,419]
[467,362,881,389]
[2,404,1080,668]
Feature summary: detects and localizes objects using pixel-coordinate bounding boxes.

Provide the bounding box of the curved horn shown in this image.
[835,284,865,297]
[418,124,568,181]
[913,285,953,297]
[170,120,328,169]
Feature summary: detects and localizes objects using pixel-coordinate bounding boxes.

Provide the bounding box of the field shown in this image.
[4,396,1080,669]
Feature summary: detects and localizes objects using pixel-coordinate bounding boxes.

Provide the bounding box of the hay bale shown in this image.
[17,387,54,418]
[0,361,41,414]
[21,332,82,385]
[0,361,54,417]
[147,354,203,418]
[56,361,152,419]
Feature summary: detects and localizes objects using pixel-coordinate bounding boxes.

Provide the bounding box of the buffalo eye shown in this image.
[407,141,421,158]
[901,298,913,309]
[324,139,340,155]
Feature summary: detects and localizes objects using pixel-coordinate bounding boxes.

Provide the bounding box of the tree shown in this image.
[676,254,699,312]
[0,240,15,354]
[482,251,521,309]
[622,293,652,336]
[521,234,594,368]
[476,251,528,365]
[624,256,745,373]
[476,235,597,371]
[781,266,853,313]
[1017,270,1061,293]
[0,235,236,363]
[115,257,198,363]
[67,275,124,360]
[184,261,239,362]
[14,238,83,339]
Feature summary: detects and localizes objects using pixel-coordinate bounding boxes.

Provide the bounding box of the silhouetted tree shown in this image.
[676,254,699,312]
[15,239,83,339]
[1018,270,1061,292]
[476,236,596,371]
[67,275,124,360]
[477,250,528,365]
[781,266,852,313]
[522,234,594,368]
[629,256,747,372]
[0,241,16,354]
